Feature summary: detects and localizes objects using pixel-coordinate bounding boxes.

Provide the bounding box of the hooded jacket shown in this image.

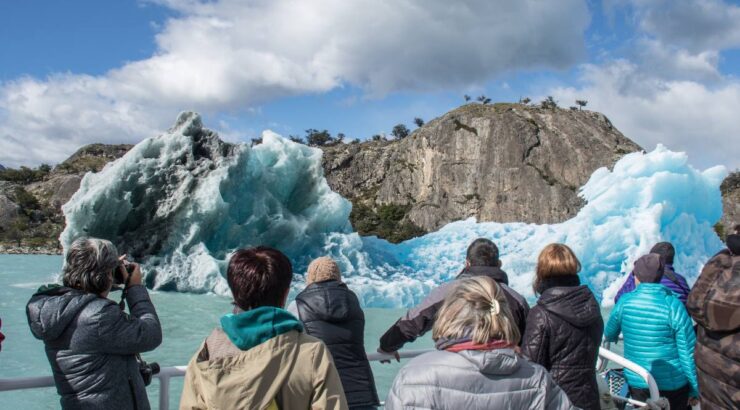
[686,249,739,410]
[25,285,162,410]
[522,279,604,410]
[294,280,379,408]
[384,348,576,410]
[614,264,691,304]
[179,306,348,410]
[605,283,699,397]
[379,265,529,353]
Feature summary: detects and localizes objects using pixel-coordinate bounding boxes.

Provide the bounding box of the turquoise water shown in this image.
[0,255,432,409]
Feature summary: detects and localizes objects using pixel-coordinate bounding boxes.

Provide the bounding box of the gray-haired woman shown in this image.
[385,276,576,410]
[26,238,162,410]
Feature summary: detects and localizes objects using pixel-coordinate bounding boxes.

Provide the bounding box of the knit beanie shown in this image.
[306,256,341,285]
[633,253,665,284]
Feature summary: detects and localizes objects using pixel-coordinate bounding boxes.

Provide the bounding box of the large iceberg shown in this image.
[61,112,727,306]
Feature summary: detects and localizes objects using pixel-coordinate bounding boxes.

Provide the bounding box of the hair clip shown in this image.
[489,299,500,315]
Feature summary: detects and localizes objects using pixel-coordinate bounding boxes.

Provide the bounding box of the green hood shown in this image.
[220,306,303,351]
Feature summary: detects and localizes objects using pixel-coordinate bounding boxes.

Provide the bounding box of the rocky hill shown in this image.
[720,171,740,237]
[323,103,641,241]
[0,144,132,252]
[1,103,737,252]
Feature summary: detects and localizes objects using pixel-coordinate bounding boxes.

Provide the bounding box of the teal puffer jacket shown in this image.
[605,283,698,396]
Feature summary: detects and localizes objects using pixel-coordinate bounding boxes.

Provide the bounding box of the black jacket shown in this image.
[294,280,380,408]
[379,265,530,353]
[26,285,162,410]
[522,278,604,410]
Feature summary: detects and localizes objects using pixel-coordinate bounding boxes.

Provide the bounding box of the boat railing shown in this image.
[0,347,659,409]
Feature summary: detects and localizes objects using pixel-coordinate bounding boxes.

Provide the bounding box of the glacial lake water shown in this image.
[0,254,433,409]
[0,254,619,409]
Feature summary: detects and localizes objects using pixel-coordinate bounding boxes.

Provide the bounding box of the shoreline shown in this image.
[0,245,62,255]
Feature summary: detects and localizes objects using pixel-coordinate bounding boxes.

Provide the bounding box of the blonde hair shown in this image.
[432,276,520,345]
[534,243,581,294]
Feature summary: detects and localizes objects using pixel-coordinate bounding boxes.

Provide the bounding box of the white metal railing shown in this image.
[0,347,659,409]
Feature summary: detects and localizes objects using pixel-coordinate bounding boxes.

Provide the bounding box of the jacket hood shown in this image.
[538,285,601,327]
[457,348,522,375]
[26,285,98,341]
[297,280,355,322]
[220,306,303,351]
[458,265,509,285]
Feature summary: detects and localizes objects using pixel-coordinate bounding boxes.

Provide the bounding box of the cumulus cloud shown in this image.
[623,0,740,52]
[550,61,740,170]
[0,0,590,167]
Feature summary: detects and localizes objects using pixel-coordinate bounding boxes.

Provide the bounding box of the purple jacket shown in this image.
[614,264,691,304]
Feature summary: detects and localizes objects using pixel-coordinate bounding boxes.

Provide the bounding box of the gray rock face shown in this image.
[0,182,20,231]
[720,171,739,236]
[322,103,641,241]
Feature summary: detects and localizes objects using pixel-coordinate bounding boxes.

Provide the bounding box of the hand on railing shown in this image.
[376,348,400,364]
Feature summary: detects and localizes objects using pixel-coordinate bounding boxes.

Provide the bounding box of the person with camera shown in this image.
[26,237,162,410]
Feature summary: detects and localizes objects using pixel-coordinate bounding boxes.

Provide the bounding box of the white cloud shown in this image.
[627,0,740,53]
[0,0,590,167]
[550,61,740,170]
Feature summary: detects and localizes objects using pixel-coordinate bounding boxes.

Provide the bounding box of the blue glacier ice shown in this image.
[61,113,727,307]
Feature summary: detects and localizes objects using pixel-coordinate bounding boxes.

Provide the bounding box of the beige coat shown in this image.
[179,329,348,410]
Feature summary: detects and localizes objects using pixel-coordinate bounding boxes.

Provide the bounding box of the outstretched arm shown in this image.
[378,282,451,353]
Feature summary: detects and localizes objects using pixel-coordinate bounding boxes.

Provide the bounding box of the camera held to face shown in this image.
[114,261,136,285]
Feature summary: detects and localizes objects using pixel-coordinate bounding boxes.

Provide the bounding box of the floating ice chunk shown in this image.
[61,115,726,307]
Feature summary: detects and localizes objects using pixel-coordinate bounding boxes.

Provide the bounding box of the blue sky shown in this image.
[1,0,739,169]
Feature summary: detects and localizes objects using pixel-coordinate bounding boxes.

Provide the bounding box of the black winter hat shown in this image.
[727,234,740,256]
[649,242,675,264]
[634,253,665,284]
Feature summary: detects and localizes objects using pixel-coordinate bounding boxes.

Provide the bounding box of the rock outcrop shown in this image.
[0,144,132,250]
[321,103,641,241]
[719,171,739,237]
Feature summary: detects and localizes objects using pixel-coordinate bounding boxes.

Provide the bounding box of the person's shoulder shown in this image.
[500,283,528,307]
[296,331,329,354]
[527,303,548,318]
[81,296,118,319]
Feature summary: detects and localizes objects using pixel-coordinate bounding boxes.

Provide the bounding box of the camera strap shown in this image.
[118,275,132,312]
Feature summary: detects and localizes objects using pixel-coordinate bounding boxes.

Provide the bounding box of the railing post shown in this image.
[159,374,170,410]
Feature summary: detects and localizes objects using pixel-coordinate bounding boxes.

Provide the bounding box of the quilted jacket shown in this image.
[522,284,604,409]
[26,285,162,410]
[384,348,576,410]
[604,283,698,396]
